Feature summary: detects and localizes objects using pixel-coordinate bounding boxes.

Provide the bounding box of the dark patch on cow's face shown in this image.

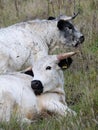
[31,80,43,95]
[48,16,55,20]
[57,19,84,46]
[57,20,74,31]
[23,70,34,77]
[58,57,73,69]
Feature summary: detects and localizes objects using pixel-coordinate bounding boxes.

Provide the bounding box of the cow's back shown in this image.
[0,25,48,72]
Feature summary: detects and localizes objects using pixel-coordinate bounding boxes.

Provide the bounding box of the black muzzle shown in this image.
[31,80,43,95]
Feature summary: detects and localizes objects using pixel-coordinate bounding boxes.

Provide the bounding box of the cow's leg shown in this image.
[42,101,76,117]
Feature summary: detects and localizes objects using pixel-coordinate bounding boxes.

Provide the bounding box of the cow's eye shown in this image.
[46,66,51,70]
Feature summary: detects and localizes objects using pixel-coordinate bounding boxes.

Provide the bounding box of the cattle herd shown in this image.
[0,14,84,123]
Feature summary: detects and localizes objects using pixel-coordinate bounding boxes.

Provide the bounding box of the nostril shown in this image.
[80,35,84,43]
[31,80,42,88]
[33,81,39,87]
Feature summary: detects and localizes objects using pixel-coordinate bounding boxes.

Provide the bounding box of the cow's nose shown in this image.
[79,35,85,43]
[31,80,43,95]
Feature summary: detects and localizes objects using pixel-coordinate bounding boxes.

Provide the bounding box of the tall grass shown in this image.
[0,0,98,129]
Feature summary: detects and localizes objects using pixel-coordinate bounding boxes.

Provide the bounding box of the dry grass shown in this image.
[0,0,98,129]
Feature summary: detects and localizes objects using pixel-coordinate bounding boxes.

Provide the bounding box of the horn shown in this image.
[58,12,79,21]
[23,66,32,72]
[58,15,72,21]
[72,12,79,19]
[57,51,79,61]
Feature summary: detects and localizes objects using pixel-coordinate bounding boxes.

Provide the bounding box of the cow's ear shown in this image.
[21,66,34,77]
[48,16,55,20]
[24,69,34,77]
[58,57,73,69]
[57,20,66,30]
[57,20,74,30]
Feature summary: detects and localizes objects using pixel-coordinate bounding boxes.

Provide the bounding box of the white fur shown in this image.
[0,55,76,123]
[0,16,83,73]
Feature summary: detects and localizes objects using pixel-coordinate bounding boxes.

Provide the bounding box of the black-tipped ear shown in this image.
[48,16,55,20]
[57,20,66,30]
[58,57,73,69]
[23,70,34,77]
[57,20,74,30]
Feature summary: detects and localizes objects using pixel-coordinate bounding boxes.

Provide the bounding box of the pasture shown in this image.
[0,0,98,129]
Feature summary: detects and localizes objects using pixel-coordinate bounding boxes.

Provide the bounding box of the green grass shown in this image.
[0,0,98,129]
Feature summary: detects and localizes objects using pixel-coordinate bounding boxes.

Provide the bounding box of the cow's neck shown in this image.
[28,20,59,53]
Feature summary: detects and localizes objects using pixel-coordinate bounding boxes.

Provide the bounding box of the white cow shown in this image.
[0,14,84,73]
[0,52,77,123]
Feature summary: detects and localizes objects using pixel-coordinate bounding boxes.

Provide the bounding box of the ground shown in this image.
[0,0,98,129]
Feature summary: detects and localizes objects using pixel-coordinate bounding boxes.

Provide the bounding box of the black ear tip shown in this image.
[58,57,73,69]
[23,70,34,77]
[67,57,73,66]
[48,16,55,20]
[57,20,65,30]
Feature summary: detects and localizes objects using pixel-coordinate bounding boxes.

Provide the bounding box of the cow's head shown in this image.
[31,52,78,95]
[48,13,84,47]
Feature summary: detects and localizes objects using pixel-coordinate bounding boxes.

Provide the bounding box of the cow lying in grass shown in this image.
[0,52,77,123]
[0,13,84,73]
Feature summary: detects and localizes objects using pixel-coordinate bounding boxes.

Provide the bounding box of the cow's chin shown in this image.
[33,90,43,96]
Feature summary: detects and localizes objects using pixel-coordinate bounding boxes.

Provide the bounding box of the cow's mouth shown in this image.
[73,35,85,48]
[74,42,80,47]
[77,36,84,46]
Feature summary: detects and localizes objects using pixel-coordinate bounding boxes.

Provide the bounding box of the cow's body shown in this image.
[0,27,48,72]
[0,52,76,123]
[0,73,38,122]
[0,15,84,73]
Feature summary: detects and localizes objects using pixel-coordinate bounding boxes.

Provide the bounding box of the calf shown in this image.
[0,52,77,123]
[0,14,84,73]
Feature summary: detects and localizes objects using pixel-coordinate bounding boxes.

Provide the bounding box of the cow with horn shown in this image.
[0,51,77,123]
[0,13,84,73]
